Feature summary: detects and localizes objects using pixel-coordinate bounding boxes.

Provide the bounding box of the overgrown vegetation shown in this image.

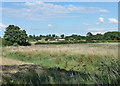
[35,40,87,45]
[2,60,120,84]
[2,43,120,84]
[35,40,119,45]
[3,44,118,69]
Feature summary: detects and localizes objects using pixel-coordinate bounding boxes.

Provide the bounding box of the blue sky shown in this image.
[0,2,118,36]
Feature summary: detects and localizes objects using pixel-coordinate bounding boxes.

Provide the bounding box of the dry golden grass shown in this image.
[1,57,33,65]
[3,43,118,59]
[2,43,118,69]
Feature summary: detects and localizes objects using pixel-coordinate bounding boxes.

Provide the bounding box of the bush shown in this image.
[2,39,13,46]
[2,38,31,46]
[107,40,119,43]
[22,42,31,46]
[13,43,19,47]
[35,40,88,45]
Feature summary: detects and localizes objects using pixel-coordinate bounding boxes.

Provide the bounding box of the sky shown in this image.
[0,1,118,37]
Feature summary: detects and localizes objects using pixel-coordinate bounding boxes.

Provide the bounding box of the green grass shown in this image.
[2,43,120,84]
[2,59,120,84]
[3,52,113,72]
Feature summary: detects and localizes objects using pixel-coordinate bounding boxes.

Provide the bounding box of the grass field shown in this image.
[2,43,120,84]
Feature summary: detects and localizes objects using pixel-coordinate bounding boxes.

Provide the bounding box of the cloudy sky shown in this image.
[0,2,118,36]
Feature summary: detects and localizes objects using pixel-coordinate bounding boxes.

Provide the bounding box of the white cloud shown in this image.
[2,1,109,21]
[99,17,104,23]
[96,22,100,25]
[87,28,116,32]
[0,22,7,29]
[48,24,52,27]
[91,32,105,35]
[0,22,7,34]
[96,17,104,25]
[108,18,118,23]
[83,22,90,26]
[88,28,104,31]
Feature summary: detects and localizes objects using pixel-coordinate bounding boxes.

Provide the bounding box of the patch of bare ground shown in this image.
[1,57,43,85]
[1,57,33,65]
[0,57,40,74]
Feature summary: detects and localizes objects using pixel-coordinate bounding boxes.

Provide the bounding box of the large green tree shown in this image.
[104,32,119,40]
[4,25,28,45]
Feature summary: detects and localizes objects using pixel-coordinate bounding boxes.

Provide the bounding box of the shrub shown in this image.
[35,40,87,45]
[107,40,119,43]
[22,42,31,46]
[2,38,31,46]
[13,43,19,46]
[2,39,13,46]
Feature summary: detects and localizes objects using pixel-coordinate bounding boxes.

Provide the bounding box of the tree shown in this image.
[104,32,119,40]
[35,36,40,41]
[52,34,56,38]
[86,32,93,42]
[71,34,79,40]
[95,34,104,40]
[87,32,93,36]
[48,34,51,37]
[65,36,69,41]
[60,34,65,39]
[33,35,36,39]
[39,35,43,37]
[4,25,28,46]
[29,35,33,40]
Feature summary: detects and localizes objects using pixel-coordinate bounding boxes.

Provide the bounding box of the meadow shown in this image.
[2,43,120,84]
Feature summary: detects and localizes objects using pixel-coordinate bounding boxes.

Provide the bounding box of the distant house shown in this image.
[58,39,65,41]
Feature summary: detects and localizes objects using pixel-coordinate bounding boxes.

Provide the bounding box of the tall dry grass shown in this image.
[3,43,118,59]
[2,43,120,84]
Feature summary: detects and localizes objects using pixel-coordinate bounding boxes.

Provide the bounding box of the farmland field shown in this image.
[2,43,120,84]
[1,1,120,85]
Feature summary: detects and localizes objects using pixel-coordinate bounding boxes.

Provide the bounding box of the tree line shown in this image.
[1,25,120,46]
[28,32,120,41]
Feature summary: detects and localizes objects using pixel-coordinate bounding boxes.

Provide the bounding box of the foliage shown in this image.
[3,25,29,46]
[104,32,120,40]
[2,60,120,84]
[2,24,120,46]
[2,38,13,46]
[28,31,120,43]
[13,43,19,47]
[87,32,93,36]
[2,44,120,84]
[35,40,87,45]
[22,42,31,46]
[60,34,65,38]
